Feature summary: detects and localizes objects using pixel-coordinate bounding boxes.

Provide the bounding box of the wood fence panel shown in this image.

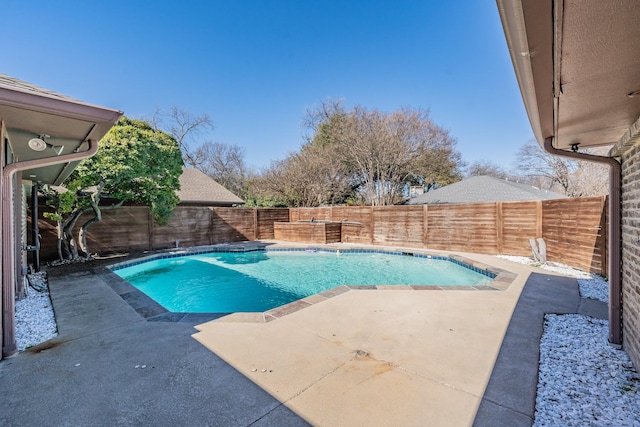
[330,206,373,244]
[211,207,254,243]
[152,206,211,249]
[542,196,607,273]
[373,206,424,247]
[425,203,499,253]
[295,207,331,221]
[274,222,341,243]
[256,208,290,239]
[500,201,540,256]
[76,206,151,253]
[36,206,151,258]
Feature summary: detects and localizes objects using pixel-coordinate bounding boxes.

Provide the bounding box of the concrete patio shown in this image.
[0,248,607,426]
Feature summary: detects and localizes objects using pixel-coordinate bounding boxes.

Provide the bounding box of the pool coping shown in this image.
[98,242,517,323]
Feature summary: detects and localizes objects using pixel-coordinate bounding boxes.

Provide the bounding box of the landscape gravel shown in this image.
[498,255,640,425]
[535,314,640,426]
[14,260,640,424]
[15,272,57,351]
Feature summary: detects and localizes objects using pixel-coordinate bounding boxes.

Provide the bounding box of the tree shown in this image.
[252,102,464,207]
[516,140,609,196]
[191,142,248,198]
[467,160,510,179]
[42,117,183,261]
[253,143,355,207]
[152,106,215,167]
[152,107,251,198]
[251,100,355,207]
[338,106,464,205]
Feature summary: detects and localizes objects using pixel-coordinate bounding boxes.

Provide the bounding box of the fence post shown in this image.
[536,200,543,239]
[602,195,609,277]
[208,207,214,245]
[370,206,375,244]
[423,204,429,248]
[147,208,153,250]
[496,202,503,254]
[253,208,258,241]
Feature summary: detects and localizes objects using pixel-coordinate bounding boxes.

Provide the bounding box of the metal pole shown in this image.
[31,183,40,272]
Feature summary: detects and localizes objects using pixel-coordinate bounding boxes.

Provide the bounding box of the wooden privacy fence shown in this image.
[290,196,608,275]
[37,196,607,275]
[37,207,290,259]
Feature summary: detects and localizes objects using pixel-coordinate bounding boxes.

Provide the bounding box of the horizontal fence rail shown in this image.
[35,196,608,275]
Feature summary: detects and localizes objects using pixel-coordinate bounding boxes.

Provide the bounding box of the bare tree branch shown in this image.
[515,140,609,196]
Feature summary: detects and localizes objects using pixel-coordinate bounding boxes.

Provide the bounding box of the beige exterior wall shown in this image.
[621,143,640,369]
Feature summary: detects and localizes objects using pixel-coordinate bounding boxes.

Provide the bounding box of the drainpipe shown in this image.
[2,139,98,358]
[31,183,40,272]
[543,137,622,346]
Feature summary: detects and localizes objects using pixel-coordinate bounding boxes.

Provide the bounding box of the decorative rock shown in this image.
[15,273,57,351]
[534,314,640,426]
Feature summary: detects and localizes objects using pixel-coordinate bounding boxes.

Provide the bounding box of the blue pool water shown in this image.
[114,250,493,313]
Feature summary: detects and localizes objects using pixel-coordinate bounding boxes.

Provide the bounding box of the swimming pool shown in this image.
[113,249,495,313]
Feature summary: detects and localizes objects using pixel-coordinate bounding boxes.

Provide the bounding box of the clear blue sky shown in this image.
[3,1,534,172]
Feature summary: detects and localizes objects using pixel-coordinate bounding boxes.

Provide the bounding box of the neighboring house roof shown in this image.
[405,175,567,205]
[177,167,244,206]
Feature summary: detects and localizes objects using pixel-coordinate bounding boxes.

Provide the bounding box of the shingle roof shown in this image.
[406,175,567,205]
[0,73,80,102]
[176,167,244,205]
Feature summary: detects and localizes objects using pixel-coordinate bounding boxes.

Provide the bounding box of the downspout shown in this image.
[31,183,40,272]
[543,137,622,346]
[2,139,98,358]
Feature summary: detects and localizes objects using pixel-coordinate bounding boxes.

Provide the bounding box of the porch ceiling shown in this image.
[0,75,122,184]
[497,0,640,152]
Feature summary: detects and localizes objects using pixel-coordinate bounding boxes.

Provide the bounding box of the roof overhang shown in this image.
[496,0,640,155]
[0,76,122,184]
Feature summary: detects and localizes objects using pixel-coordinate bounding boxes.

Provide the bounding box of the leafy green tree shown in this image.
[42,117,183,261]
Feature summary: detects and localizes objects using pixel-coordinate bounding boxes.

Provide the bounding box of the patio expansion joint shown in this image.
[245,401,302,427]
[394,363,484,400]
[473,394,535,422]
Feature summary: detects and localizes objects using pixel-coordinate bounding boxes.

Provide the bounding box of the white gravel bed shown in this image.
[535,314,640,426]
[15,272,58,351]
[497,255,640,424]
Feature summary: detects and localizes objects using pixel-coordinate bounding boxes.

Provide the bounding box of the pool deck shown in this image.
[0,242,607,426]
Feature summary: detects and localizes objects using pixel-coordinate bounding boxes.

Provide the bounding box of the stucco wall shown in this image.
[621,143,640,369]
